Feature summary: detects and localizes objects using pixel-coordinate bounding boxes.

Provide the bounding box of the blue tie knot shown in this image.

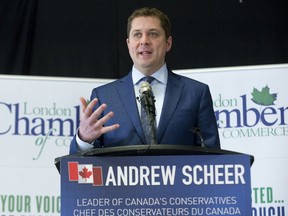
[142,76,155,84]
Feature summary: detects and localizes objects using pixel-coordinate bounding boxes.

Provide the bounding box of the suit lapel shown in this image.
[115,72,146,143]
[157,71,184,142]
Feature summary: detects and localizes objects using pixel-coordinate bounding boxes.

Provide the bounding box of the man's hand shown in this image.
[78,97,120,143]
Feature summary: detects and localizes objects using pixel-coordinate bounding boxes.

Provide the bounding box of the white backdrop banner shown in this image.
[0,64,287,215]
[0,76,110,216]
[177,64,288,216]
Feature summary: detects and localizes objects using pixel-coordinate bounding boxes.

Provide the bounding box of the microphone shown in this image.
[139,81,156,117]
[191,127,206,148]
[138,81,157,145]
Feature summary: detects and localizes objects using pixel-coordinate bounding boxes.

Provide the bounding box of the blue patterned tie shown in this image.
[140,76,157,144]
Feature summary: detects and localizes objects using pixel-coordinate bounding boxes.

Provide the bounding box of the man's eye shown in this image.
[149,32,158,37]
[133,33,141,38]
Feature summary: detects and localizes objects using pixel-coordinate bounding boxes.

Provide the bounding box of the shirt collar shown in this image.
[132,64,168,86]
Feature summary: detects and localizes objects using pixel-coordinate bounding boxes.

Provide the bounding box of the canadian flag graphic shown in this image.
[68,162,103,186]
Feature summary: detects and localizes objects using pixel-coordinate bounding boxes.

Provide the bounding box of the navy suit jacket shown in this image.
[70,70,220,154]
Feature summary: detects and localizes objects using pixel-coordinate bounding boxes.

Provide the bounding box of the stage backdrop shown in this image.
[0,63,287,216]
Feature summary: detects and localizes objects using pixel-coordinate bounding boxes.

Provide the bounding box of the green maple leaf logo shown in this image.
[251,85,277,106]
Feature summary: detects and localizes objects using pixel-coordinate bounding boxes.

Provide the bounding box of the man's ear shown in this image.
[166,36,172,52]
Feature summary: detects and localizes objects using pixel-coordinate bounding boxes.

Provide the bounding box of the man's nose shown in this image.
[140,35,150,45]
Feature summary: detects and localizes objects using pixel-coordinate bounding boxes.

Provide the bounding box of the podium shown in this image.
[56,145,254,216]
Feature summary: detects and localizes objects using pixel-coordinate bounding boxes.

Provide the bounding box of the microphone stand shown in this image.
[139,92,157,145]
[191,127,206,148]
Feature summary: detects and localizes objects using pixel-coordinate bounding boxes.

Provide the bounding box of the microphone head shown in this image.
[139,81,152,94]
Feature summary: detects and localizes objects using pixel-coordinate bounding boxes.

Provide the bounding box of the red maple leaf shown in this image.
[79,167,92,182]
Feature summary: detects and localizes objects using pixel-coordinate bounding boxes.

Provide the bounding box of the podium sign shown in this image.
[60,154,252,216]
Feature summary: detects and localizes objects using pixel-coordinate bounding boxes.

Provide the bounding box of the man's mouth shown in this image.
[138,50,152,55]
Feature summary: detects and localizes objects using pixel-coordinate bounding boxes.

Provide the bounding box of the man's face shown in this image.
[127,16,172,75]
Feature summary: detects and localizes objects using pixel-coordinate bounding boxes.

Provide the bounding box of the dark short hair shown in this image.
[127,7,171,39]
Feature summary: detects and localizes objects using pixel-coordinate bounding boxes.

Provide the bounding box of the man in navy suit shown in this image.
[70,7,220,154]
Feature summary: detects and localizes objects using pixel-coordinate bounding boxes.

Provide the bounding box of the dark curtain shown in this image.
[0,0,37,74]
[0,0,288,79]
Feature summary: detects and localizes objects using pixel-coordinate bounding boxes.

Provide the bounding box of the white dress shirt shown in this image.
[76,64,168,151]
[132,64,168,127]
